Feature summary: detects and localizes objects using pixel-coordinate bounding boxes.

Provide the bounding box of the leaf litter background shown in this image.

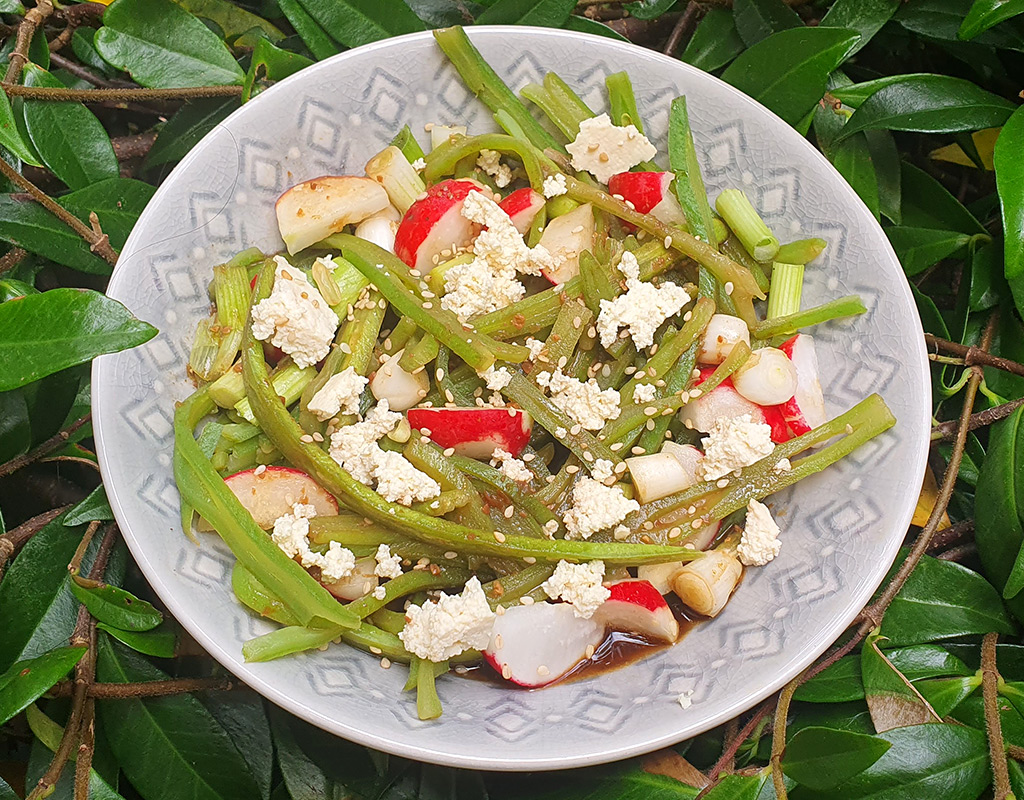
[2,0,1024,798]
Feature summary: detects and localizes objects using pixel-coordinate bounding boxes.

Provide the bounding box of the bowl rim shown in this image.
[93,23,931,770]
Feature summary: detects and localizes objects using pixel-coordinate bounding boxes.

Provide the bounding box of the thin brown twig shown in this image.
[0,246,27,277]
[0,504,72,581]
[770,679,800,800]
[927,518,975,553]
[983,634,1013,800]
[48,676,237,699]
[1009,743,1024,762]
[936,542,977,562]
[932,396,1024,441]
[74,701,95,800]
[663,1,700,56]
[47,23,75,53]
[3,0,54,84]
[0,414,93,479]
[68,520,102,577]
[112,130,158,162]
[706,702,774,784]
[48,53,130,90]
[926,333,1024,379]
[2,83,244,101]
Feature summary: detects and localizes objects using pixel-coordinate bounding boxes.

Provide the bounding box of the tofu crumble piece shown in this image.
[271,503,356,582]
[632,382,657,404]
[698,413,775,481]
[535,368,621,430]
[542,173,568,198]
[410,157,426,171]
[307,366,368,421]
[398,576,496,662]
[372,448,442,506]
[476,149,513,188]
[541,560,611,618]
[565,113,657,184]
[524,336,546,361]
[251,256,339,368]
[374,543,404,579]
[590,458,615,483]
[478,364,513,391]
[596,252,690,350]
[490,447,533,482]
[737,499,781,566]
[563,477,640,539]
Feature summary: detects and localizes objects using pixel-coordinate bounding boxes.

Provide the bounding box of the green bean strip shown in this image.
[370,608,406,635]
[600,390,692,447]
[433,26,562,153]
[384,316,418,355]
[751,295,867,339]
[448,454,560,535]
[232,562,300,626]
[776,237,827,265]
[596,341,638,390]
[668,96,718,250]
[721,235,771,294]
[425,133,547,191]
[398,331,439,372]
[483,563,556,610]
[434,345,476,406]
[404,436,491,530]
[541,297,592,375]
[173,389,357,629]
[520,72,594,141]
[412,489,472,517]
[308,518,464,565]
[391,123,425,162]
[606,71,644,132]
[416,657,445,719]
[636,340,699,453]
[697,340,750,395]
[578,250,619,316]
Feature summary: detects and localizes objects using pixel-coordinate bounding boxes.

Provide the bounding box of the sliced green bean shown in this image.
[751,295,867,339]
[425,133,547,191]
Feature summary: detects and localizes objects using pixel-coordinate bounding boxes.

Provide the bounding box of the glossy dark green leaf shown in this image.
[681,8,744,71]
[0,278,36,302]
[64,485,113,527]
[475,0,574,25]
[900,162,986,234]
[561,15,629,41]
[794,656,865,703]
[864,129,901,223]
[781,727,890,790]
[276,0,341,60]
[721,28,861,126]
[887,645,974,680]
[985,306,1024,403]
[625,0,679,21]
[95,0,244,88]
[896,0,1024,50]
[880,555,1016,644]
[839,75,1015,139]
[0,387,30,462]
[295,0,424,47]
[72,28,119,77]
[96,637,261,800]
[145,97,239,169]
[0,289,156,391]
[816,113,879,219]
[995,106,1024,318]
[793,723,990,799]
[243,37,314,102]
[201,692,272,800]
[0,195,111,274]
[0,777,16,800]
[97,624,176,658]
[698,773,767,800]
[960,0,1024,39]
[819,0,900,55]
[405,0,486,27]
[954,692,1024,748]
[0,85,39,166]
[830,74,934,109]
[174,0,284,42]
[732,0,801,47]
[862,631,938,731]
[270,711,339,800]
[969,238,1002,311]
[21,64,117,190]
[885,226,973,275]
[58,178,156,251]
[0,647,85,726]
[70,576,162,632]
[915,675,982,716]
[1001,681,1024,721]
[0,0,24,13]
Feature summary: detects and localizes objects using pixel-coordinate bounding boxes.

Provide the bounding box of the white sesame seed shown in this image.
[520,595,535,605]
[585,644,596,658]
[253,464,267,476]
[494,531,506,543]
[724,281,734,295]
[370,646,383,655]
[631,446,646,455]
[537,665,550,676]
[380,657,391,669]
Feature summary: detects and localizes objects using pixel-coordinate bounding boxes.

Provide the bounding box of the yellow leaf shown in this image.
[912,467,950,530]
[929,128,1000,171]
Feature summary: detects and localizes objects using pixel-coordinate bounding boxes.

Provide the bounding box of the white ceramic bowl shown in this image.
[93,26,930,770]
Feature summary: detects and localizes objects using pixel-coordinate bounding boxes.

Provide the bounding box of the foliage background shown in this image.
[2,0,1024,797]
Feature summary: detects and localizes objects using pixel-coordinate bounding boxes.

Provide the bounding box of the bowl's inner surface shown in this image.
[94,27,929,769]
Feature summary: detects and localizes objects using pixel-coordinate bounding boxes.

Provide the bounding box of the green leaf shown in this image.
[70,576,162,632]
[0,388,30,463]
[295,0,424,48]
[681,8,744,72]
[732,0,801,47]
[839,74,1016,139]
[58,178,156,251]
[862,630,938,732]
[173,0,284,42]
[885,226,973,275]
[880,555,1016,644]
[145,97,239,169]
[782,727,890,790]
[65,485,114,526]
[21,64,118,190]
[0,289,156,391]
[97,624,176,658]
[0,647,85,726]
[95,0,245,88]
[698,773,767,800]
[815,94,879,219]
[960,0,1024,38]
[794,656,865,703]
[820,0,900,55]
[0,195,110,274]
[830,74,935,108]
[476,0,574,25]
[721,28,861,126]
[794,723,990,800]
[915,675,982,716]
[243,37,314,103]
[561,14,630,41]
[0,86,40,166]
[864,129,901,223]
[271,710,340,800]
[995,105,1024,319]
[0,777,17,800]
[625,0,679,22]
[897,0,1024,50]
[900,162,986,235]
[887,645,974,680]
[276,0,341,60]
[0,0,24,13]
[201,692,273,800]
[96,637,262,800]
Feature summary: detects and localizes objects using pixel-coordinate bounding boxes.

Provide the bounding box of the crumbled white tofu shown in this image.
[372,585,388,600]
[307,366,368,421]
[543,519,560,538]
[542,173,568,198]
[478,364,512,391]
[677,690,695,710]
[524,337,546,361]
[632,383,656,404]
[251,256,339,368]
[477,149,512,188]
[565,113,657,184]
[563,477,639,539]
[441,257,525,322]
[698,414,775,481]
[271,503,356,581]
[374,543,404,579]
[491,447,533,482]
[773,458,792,474]
[737,499,781,566]
[542,560,610,618]
[328,400,403,485]
[398,576,496,662]
[536,369,620,430]
[462,190,555,277]
[596,252,690,350]
[591,458,615,483]
[411,157,426,171]
[371,449,441,506]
